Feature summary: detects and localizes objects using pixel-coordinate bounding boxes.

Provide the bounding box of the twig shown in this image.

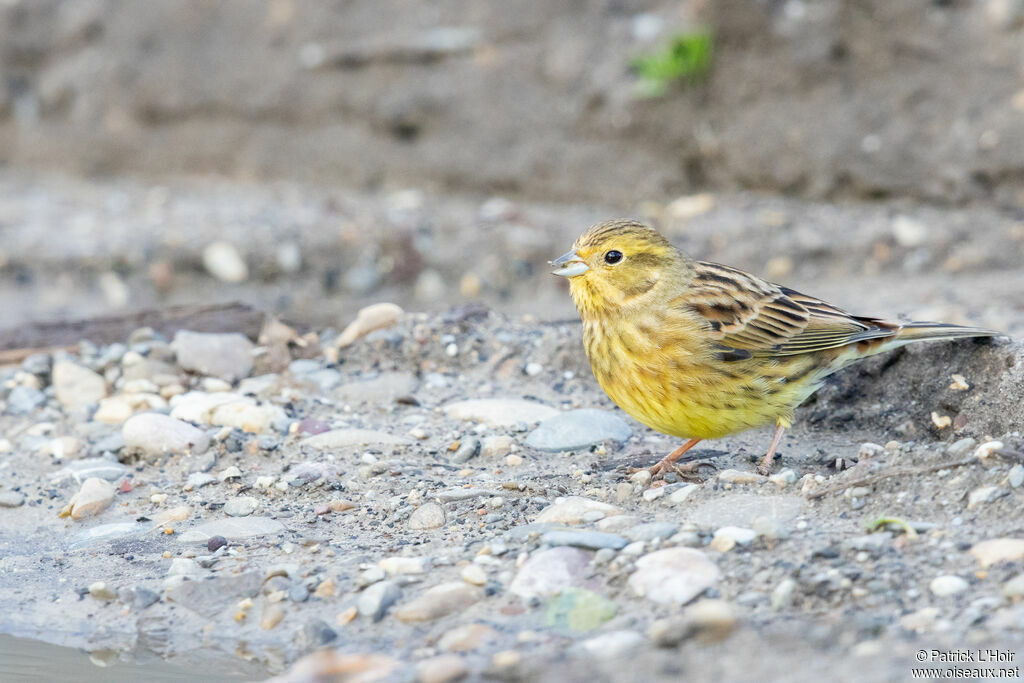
[807,455,978,500]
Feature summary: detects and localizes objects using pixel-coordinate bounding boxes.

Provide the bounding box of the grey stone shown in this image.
[394,582,484,623]
[625,522,679,542]
[165,572,262,618]
[53,361,107,409]
[409,502,446,530]
[509,546,594,599]
[435,488,503,502]
[132,587,161,610]
[450,438,480,463]
[540,530,628,551]
[186,472,217,488]
[358,580,402,622]
[334,372,419,404]
[6,386,46,414]
[223,496,258,517]
[52,456,128,484]
[172,330,254,382]
[525,409,632,451]
[177,516,285,543]
[628,548,722,605]
[122,413,210,455]
[0,491,26,507]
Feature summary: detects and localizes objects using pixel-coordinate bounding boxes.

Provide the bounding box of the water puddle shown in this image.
[0,633,266,682]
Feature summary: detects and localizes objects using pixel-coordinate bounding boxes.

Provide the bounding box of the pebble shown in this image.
[716,469,764,485]
[438,623,497,651]
[358,580,402,622]
[768,469,797,487]
[892,215,928,247]
[509,547,594,599]
[88,581,118,601]
[303,429,411,449]
[969,538,1024,567]
[394,582,484,623]
[1002,574,1024,599]
[223,496,258,517]
[680,599,739,643]
[450,438,481,463]
[165,572,262,618]
[53,361,107,409]
[460,565,487,586]
[409,503,446,530]
[975,441,1005,460]
[172,331,255,382]
[771,578,797,610]
[540,530,628,551]
[202,240,248,282]
[480,435,515,458]
[380,557,428,575]
[187,472,217,488]
[167,558,202,577]
[417,654,468,683]
[207,535,228,552]
[545,588,617,633]
[624,522,679,543]
[668,484,699,505]
[628,548,721,605]
[442,399,558,427]
[967,485,1004,510]
[61,477,116,520]
[1009,465,1024,488]
[524,409,632,451]
[337,303,403,347]
[261,602,285,630]
[177,517,285,543]
[94,393,169,424]
[0,491,26,508]
[535,497,622,524]
[930,575,969,597]
[53,456,128,483]
[709,526,757,552]
[44,436,82,461]
[334,372,417,405]
[575,630,644,660]
[123,413,210,455]
[946,437,977,457]
[218,466,242,481]
[6,386,45,414]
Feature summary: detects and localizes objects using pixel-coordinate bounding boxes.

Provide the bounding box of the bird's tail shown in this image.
[894,322,1001,344]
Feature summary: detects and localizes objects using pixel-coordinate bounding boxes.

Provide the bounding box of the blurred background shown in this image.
[1,0,1022,334]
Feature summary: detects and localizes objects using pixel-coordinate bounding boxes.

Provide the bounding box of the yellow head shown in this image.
[551,220,692,318]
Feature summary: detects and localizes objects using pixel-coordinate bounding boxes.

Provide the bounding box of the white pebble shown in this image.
[930,575,969,597]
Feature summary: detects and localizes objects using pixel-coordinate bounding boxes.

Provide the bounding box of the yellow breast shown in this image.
[582,316,825,440]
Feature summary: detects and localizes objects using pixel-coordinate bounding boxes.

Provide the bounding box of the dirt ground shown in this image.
[0,170,1022,682]
[1,1,1024,681]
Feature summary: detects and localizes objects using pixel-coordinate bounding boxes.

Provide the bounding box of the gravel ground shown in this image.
[1,299,1023,682]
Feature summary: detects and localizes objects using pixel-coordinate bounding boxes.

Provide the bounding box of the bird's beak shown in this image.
[550,250,589,278]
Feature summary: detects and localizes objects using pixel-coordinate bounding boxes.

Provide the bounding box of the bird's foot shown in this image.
[755,452,776,476]
[648,459,716,481]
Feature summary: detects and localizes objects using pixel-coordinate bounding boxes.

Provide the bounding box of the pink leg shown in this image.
[651,438,702,476]
[757,422,785,475]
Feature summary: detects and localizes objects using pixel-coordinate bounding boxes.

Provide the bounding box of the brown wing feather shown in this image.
[684,262,898,356]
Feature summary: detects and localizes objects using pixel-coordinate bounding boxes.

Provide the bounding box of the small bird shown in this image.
[551,220,999,476]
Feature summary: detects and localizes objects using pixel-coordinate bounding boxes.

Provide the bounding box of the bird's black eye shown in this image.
[604,250,623,264]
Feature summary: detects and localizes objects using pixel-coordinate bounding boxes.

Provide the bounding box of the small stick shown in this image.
[807,455,978,500]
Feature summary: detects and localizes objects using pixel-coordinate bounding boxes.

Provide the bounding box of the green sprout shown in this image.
[631,31,714,97]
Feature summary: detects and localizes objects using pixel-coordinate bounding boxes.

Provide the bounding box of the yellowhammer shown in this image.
[551,220,999,476]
